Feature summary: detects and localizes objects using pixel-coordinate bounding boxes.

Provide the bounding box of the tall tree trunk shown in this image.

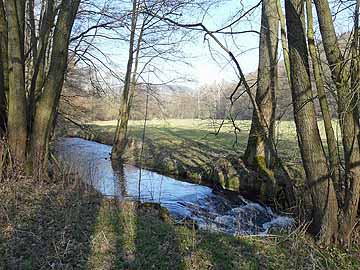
[244,0,278,178]
[314,0,360,245]
[127,22,145,113]
[30,0,80,173]
[285,0,338,244]
[28,0,55,131]
[276,0,291,84]
[6,0,27,163]
[351,1,360,117]
[305,0,340,186]
[112,0,139,160]
[0,0,7,135]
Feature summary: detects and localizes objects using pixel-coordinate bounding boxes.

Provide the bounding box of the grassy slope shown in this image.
[1,172,358,270]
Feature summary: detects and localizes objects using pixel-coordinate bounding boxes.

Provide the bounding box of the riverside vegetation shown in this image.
[1,162,359,269]
[1,119,359,269]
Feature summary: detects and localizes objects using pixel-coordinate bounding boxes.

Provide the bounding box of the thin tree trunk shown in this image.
[30,0,80,173]
[28,0,55,131]
[351,1,360,121]
[305,0,340,186]
[127,21,145,110]
[314,0,360,245]
[244,0,278,183]
[6,0,27,163]
[285,0,338,244]
[112,0,139,159]
[28,0,37,67]
[276,0,291,84]
[0,0,7,135]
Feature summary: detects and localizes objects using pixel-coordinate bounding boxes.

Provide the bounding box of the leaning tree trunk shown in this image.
[0,0,8,135]
[244,0,278,178]
[305,0,340,186]
[112,0,139,160]
[314,0,360,246]
[5,0,27,163]
[285,0,339,244]
[30,0,80,174]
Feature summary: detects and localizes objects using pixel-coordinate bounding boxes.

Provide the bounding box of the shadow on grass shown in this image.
[0,172,102,269]
[0,167,187,270]
[1,164,358,269]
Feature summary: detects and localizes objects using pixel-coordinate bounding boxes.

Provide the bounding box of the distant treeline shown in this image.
[61,60,338,122]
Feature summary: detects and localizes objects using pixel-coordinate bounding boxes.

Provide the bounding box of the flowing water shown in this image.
[54,137,294,235]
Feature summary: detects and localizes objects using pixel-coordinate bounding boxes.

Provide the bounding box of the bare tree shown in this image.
[1,0,81,173]
[285,0,339,244]
[244,0,279,191]
[313,0,360,245]
[112,0,204,159]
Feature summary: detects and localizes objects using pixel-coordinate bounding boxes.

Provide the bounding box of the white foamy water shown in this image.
[55,137,294,235]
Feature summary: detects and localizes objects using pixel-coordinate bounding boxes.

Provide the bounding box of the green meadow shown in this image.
[87,118,341,161]
[68,119,342,188]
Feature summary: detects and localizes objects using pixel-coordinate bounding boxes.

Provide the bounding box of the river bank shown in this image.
[62,119,306,204]
[1,165,359,269]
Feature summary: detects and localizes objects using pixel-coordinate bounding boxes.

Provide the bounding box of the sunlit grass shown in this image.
[86,118,342,163]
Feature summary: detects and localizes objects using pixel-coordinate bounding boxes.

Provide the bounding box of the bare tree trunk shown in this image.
[30,0,80,173]
[112,0,139,159]
[285,0,338,244]
[0,0,7,135]
[244,0,278,180]
[305,0,340,186]
[276,0,291,84]
[351,1,360,118]
[28,0,55,130]
[244,0,279,200]
[6,0,27,163]
[314,0,360,245]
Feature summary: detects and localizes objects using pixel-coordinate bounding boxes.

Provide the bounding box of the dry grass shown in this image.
[0,165,359,269]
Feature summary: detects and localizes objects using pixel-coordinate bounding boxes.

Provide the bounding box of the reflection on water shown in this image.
[54,137,294,235]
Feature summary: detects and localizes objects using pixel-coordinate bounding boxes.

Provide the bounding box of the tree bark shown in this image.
[244,0,278,178]
[0,0,7,135]
[28,0,55,132]
[276,0,291,84]
[112,0,139,159]
[285,0,338,244]
[30,0,80,173]
[6,0,27,163]
[314,0,360,245]
[305,0,340,186]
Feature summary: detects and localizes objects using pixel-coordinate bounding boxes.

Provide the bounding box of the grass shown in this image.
[1,167,359,269]
[64,118,342,193]
[87,118,342,159]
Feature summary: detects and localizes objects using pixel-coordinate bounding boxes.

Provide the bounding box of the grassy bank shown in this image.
[1,169,359,269]
[64,119,339,195]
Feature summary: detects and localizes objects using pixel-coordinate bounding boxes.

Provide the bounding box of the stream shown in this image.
[54,137,294,235]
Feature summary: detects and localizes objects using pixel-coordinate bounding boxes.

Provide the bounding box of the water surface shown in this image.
[55,137,294,235]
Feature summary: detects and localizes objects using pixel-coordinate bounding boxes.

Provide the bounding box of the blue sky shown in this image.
[79,0,262,88]
[78,0,355,89]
